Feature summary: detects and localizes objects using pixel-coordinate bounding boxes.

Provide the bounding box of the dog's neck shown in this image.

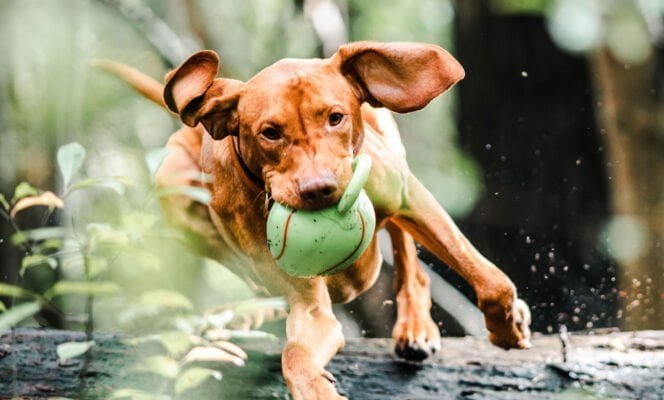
[230,136,264,193]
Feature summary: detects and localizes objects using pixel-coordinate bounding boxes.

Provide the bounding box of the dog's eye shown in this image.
[260,127,281,141]
[328,113,344,126]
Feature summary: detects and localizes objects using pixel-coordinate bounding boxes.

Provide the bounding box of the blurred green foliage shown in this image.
[0,139,287,397]
[0,2,477,393]
[0,0,477,331]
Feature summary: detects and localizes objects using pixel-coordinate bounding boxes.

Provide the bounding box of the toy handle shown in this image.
[337,154,372,214]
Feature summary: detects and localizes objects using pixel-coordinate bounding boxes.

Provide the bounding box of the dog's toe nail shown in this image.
[395,339,430,362]
[322,370,337,383]
[431,341,441,353]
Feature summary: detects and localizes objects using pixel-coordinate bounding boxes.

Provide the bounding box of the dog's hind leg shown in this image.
[391,174,531,350]
[386,221,441,361]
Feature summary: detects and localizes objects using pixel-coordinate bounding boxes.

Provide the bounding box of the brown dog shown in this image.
[101,41,531,400]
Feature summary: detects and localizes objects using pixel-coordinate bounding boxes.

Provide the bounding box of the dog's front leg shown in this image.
[282,277,347,400]
[393,174,531,350]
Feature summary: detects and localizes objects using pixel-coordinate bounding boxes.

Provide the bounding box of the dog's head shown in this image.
[164,42,464,210]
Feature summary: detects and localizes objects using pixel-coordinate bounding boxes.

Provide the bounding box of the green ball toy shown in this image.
[267,154,376,277]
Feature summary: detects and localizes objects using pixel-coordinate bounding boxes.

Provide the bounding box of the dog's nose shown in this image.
[298,175,338,207]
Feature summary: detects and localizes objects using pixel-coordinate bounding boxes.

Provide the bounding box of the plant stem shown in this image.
[78,253,94,398]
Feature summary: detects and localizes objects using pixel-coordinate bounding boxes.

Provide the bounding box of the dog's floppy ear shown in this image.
[164,50,243,140]
[332,41,465,113]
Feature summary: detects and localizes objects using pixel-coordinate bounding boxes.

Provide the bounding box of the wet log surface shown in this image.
[1,329,664,399]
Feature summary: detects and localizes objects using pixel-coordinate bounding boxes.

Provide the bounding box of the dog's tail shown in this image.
[90,59,167,109]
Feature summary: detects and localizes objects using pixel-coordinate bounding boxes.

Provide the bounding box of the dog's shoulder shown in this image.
[361,104,406,158]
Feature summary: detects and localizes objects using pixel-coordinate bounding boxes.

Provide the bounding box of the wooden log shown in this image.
[1,329,664,399]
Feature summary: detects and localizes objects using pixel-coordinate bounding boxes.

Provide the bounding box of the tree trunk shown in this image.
[591,49,664,329]
[2,328,664,399]
[453,1,616,333]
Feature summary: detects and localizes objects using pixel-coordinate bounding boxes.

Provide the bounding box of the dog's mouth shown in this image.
[267,164,352,212]
[269,187,343,212]
[298,191,342,211]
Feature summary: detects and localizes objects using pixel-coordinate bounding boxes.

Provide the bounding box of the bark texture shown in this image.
[591,49,664,330]
[1,329,664,399]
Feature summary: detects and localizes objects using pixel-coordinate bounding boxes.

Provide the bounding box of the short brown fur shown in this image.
[101,41,531,400]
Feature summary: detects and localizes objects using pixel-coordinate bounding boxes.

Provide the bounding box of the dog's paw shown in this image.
[392,312,441,362]
[287,368,347,400]
[486,297,532,350]
[302,371,347,400]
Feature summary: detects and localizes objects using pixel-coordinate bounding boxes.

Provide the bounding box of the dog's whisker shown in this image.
[253,190,268,204]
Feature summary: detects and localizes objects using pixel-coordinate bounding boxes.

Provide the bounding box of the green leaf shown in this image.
[86,223,129,249]
[57,142,86,188]
[108,388,170,400]
[157,185,211,205]
[21,255,57,275]
[12,182,39,203]
[174,367,221,396]
[12,227,67,246]
[65,176,133,197]
[138,290,193,311]
[131,355,180,378]
[159,331,193,357]
[0,301,41,330]
[45,280,120,300]
[490,0,548,15]
[61,254,84,271]
[116,304,164,326]
[0,302,6,312]
[0,282,34,298]
[57,340,95,361]
[39,238,63,251]
[204,310,234,329]
[122,212,158,240]
[0,193,9,211]
[145,147,171,178]
[127,250,162,271]
[182,346,245,366]
[10,192,64,218]
[85,256,108,278]
[228,330,278,340]
[210,340,247,361]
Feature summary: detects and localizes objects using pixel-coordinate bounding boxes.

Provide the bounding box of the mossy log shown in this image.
[1,329,663,399]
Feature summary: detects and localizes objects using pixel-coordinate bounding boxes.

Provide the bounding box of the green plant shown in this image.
[0,142,287,398]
